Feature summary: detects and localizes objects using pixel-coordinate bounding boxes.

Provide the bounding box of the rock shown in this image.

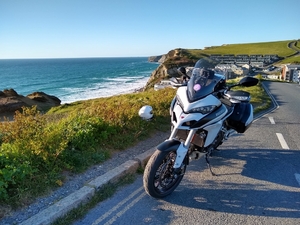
[148,55,163,62]
[27,92,61,105]
[144,49,196,91]
[0,89,61,119]
[0,97,27,113]
[148,54,168,63]
[2,89,19,97]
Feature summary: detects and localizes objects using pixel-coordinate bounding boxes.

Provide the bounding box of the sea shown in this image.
[0,57,159,104]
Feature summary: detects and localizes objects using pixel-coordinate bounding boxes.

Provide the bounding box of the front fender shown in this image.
[157,139,181,152]
[157,139,189,168]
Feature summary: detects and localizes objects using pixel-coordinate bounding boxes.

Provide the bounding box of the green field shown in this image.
[167,39,300,65]
[189,40,296,57]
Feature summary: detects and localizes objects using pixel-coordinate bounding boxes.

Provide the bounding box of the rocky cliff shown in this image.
[0,89,61,120]
[148,54,168,63]
[145,49,197,90]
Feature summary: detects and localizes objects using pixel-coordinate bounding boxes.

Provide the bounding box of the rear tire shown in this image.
[143,149,186,198]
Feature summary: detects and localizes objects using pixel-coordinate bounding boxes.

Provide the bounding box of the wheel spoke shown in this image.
[154,152,182,192]
[143,149,187,198]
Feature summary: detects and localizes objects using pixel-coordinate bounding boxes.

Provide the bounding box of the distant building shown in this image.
[215,64,239,79]
[281,64,300,82]
[224,69,236,79]
[231,64,250,76]
[210,54,280,67]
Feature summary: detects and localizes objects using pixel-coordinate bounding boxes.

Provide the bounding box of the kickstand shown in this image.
[205,153,217,176]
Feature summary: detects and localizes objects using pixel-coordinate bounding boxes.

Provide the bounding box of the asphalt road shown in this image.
[74,81,300,225]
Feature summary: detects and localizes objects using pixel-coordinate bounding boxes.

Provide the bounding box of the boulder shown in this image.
[0,89,61,119]
[26,92,61,105]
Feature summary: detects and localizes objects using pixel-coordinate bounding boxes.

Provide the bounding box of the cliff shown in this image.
[0,89,61,120]
[148,55,168,63]
[145,49,197,90]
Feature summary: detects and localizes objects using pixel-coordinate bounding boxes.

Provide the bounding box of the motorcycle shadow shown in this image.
[161,147,300,218]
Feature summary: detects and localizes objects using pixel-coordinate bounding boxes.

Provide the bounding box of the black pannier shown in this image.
[227,102,253,133]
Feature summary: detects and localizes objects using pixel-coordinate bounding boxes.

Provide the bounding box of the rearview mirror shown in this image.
[239,76,259,87]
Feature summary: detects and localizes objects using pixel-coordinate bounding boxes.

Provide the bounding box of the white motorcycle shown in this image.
[143,57,259,198]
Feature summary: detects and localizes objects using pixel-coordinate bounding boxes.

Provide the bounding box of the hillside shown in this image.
[144,39,300,90]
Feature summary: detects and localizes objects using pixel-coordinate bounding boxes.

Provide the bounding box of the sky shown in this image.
[0,0,299,59]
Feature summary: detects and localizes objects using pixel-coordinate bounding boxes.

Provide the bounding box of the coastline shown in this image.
[0,86,146,122]
[0,57,158,106]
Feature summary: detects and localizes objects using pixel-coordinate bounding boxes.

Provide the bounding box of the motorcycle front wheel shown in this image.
[143,149,186,198]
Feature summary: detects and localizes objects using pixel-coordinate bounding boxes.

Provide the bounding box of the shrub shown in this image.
[0,89,176,204]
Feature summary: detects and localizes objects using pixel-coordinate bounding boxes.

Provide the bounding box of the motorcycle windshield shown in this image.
[187,58,224,102]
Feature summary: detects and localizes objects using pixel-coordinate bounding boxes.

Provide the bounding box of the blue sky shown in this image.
[0,0,299,59]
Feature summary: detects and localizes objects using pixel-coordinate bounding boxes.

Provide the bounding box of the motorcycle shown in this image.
[143,57,259,198]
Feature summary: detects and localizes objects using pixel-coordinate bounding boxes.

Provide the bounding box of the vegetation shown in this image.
[164,40,300,65]
[279,55,300,64]
[1,39,295,216]
[0,77,270,213]
[230,77,272,113]
[145,39,299,92]
[200,40,296,56]
[0,89,175,211]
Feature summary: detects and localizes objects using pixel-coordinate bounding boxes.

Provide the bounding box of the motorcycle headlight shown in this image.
[188,105,216,114]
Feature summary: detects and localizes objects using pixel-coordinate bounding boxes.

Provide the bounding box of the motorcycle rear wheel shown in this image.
[143,149,186,198]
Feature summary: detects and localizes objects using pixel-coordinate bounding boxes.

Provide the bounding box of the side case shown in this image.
[227,102,253,133]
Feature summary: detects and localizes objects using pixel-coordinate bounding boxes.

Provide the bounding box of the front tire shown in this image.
[143,149,186,198]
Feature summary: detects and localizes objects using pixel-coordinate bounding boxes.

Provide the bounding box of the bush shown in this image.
[0,88,176,205]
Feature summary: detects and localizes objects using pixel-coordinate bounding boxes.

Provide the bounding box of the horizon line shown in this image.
[0,56,157,60]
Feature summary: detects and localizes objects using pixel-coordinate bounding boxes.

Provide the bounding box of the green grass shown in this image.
[0,88,175,214]
[165,40,300,66]
[279,55,300,64]
[200,40,296,56]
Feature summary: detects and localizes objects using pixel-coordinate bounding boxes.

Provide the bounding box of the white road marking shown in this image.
[92,186,144,225]
[295,173,300,186]
[276,133,290,149]
[104,192,146,225]
[269,117,275,124]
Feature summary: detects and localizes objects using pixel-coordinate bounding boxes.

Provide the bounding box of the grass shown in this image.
[153,40,299,69]
[200,40,296,56]
[279,54,300,64]
[184,40,297,58]
[0,88,175,214]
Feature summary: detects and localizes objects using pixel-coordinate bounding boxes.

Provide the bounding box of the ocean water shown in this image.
[0,57,159,104]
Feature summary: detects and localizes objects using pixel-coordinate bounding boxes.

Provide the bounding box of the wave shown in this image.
[60,76,149,103]
[0,57,158,104]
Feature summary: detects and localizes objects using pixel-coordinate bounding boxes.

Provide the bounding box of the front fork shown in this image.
[170,129,197,169]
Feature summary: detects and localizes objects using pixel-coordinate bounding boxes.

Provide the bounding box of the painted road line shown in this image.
[92,186,144,225]
[276,133,290,150]
[269,117,275,124]
[104,191,146,225]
